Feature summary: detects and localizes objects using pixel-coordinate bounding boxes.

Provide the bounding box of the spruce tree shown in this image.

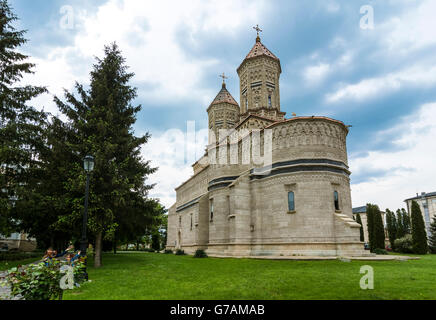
[54,43,156,267]
[355,213,364,242]
[410,200,428,254]
[429,215,436,254]
[0,0,47,235]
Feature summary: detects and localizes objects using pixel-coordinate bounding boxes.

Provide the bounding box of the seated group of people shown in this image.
[43,245,82,266]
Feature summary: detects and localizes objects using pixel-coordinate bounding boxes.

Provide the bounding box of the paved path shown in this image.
[207,255,420,261]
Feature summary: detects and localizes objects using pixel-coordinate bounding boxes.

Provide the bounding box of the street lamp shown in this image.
[81,155,94,257]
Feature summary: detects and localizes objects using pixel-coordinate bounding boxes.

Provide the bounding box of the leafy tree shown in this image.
[54,43,156,267]
[429,215,436,254]
[366,204,385,252]
[385,209,397,249]
[410,200,428,254]
[355,213,364,242]
[0,0,47,236]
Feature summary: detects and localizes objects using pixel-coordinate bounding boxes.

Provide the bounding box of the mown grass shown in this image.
[63,252,436,300]
[0,257,41,272]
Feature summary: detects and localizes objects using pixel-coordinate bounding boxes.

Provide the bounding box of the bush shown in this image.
[193,250,208,258]
[394,235,414,253]
[1,259,86,300]
[373,248,388,255]
[0,251,43,262]
[164,249,173,254]
[175,249,185,256]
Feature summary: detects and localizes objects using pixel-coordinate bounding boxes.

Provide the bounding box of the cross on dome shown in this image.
[253,24,262,42]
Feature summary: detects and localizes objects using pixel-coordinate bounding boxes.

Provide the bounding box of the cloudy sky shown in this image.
[11,0,436,210]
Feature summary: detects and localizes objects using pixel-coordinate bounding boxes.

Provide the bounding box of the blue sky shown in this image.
[10,0,436,209]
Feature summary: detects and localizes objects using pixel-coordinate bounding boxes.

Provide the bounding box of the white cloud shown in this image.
[381,0,436,54]
[350,102,436,210]
[303,63,330,85]
[21,0,267,113]
[142,125,209,209]
[326,64,436,103]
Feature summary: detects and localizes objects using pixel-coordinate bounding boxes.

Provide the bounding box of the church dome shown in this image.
[238,36,281,73]
[209,83,239,108]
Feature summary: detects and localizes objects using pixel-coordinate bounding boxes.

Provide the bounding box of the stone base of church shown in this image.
[167,241,371,257]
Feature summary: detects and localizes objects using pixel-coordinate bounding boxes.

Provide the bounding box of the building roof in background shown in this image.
[404,191,436,202]
[352,206,367,214]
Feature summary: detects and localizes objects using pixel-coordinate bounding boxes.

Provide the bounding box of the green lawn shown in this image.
[0,257,41,272]
[63,252,436,300]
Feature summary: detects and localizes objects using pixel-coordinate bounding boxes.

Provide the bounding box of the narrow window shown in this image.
[210,200,214,222]
[190,214,193,231]
[179,216,182,227]
[288,192,295,211]
[334,191,340,211]
[268,95,272,108]
[245,97,248,110]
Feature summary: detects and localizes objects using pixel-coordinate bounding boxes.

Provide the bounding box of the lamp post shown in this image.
[81,155,94,257]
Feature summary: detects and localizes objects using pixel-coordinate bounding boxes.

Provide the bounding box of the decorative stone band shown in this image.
[208,176,239,192]
[176,195,203,213]
[250,158,350,180]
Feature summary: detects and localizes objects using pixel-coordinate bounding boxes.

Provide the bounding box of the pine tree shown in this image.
[429,215,436,254]
[410,200,428,254]
[355,213,364,242]
[385,209,397,249]
[54,43,156,267]
[0,0,47,235]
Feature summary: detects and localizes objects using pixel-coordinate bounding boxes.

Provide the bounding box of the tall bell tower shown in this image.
[207,73,240,144]
[237,25,286,121]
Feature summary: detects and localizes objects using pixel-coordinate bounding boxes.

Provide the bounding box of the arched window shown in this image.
[288,192,295,211]
[210,200,214,222]
[334,191,340,211]
[268,95,272,108]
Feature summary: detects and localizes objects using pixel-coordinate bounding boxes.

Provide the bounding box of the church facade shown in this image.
[166,32,368,257]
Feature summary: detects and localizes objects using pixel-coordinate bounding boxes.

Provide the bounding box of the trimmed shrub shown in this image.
[394,235,414,253]
[175,249,185,256]
[411,200,429,254]
[0,251,43,262]
[373,248,388,255]
[164,249,173,254]
[193,250,208,258]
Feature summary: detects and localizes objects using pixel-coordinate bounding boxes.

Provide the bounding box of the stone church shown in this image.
[166,30,368,257]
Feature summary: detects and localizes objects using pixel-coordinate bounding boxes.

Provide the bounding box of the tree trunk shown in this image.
[113,238,117,254]
[94,231,103,268]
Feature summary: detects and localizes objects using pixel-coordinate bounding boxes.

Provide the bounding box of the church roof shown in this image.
[238,36,281,72]
[245,38,279,61]
[209,83,239,108]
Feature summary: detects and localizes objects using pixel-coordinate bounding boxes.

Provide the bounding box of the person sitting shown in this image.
[43,245,74,265]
